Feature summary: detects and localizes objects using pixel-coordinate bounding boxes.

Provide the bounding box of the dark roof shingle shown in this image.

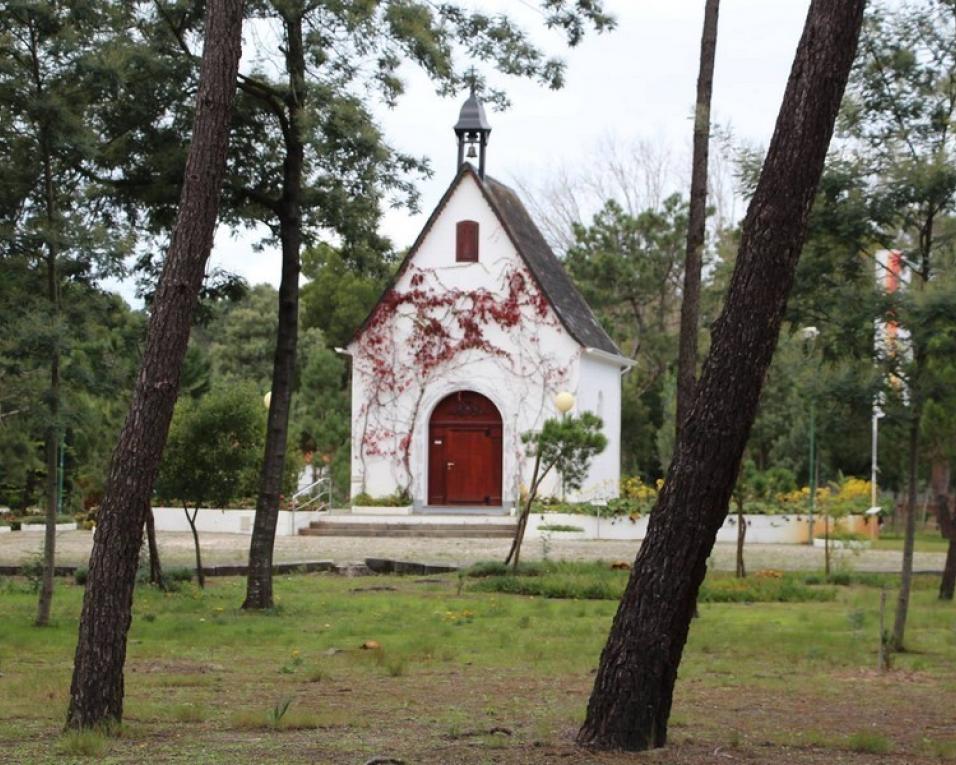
[480,174,621,357]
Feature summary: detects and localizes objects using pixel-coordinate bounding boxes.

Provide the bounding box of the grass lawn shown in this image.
[874,531,953,555]
[1,567,955,764]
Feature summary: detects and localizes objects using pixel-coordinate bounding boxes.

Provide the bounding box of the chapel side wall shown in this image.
[535,353,622,503]
[574,353,623,500]
[348,175,581,508]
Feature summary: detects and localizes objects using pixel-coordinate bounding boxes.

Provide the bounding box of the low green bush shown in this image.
[468,563,837,604]
[532,497,644,518]
[74,566,88,585]
[352,491,411,507]
[538,524,584,533]
[699,577,836,604]
[166,567,194,583]
[17,514,75,525]
[465,560,547,578]
[470,573,618,600]
[825,529,869,543]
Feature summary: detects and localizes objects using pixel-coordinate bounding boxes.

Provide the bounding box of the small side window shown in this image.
[456,220,479,262]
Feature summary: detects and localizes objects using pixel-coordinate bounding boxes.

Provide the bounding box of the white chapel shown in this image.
[345,91,631,512]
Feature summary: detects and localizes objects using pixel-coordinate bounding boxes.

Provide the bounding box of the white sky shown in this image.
[105,0,814,306]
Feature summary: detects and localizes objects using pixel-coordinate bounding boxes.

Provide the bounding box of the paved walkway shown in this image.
[0,529,946,573]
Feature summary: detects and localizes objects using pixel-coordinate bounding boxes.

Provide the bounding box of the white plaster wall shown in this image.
[567,352,624,501]
[152,507,325,536]
[348,173,608,508]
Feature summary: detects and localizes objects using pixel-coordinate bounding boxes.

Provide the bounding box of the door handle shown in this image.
[447,462,455,469]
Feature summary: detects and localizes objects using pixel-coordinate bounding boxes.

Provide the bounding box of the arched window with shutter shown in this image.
[456,220,479,262]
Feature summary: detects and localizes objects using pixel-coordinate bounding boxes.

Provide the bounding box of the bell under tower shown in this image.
[454,85,491,179]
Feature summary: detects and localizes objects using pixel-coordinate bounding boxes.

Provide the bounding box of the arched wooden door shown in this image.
[428,391,503,506]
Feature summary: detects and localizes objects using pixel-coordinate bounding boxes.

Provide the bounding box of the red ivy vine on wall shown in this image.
[353,264,568,493]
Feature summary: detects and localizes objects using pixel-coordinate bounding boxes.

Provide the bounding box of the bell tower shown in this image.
[454,85,491,179]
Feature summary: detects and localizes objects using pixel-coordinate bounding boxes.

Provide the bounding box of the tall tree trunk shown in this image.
[892,412,919,650]
[30,15,61,628]
[144,506,165,589]
[66,0,243,729]
[243,8,305,610]
[36,145,60,628]
[576,1,864,751]
[892,223,931,649]
[676,0,719,438]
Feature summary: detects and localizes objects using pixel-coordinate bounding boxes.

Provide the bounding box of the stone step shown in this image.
[300,522,516,538]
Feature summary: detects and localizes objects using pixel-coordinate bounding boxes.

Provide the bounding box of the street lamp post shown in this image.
[554,391,575,501]
[801,326,820,544]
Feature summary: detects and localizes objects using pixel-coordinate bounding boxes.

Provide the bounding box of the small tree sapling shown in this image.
[504,412,606,570]
[156,385,265,587]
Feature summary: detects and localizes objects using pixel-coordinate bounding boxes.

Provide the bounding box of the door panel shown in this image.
[427,427,447,505]
[427,391,503,507]
[445,428,498,504]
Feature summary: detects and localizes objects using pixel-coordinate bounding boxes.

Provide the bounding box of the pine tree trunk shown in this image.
[243,9,305,610]
[892,392,921,651]
[144,506,165,589]
[36,251,59,626]
[34,42,61,627]
[66,0,243,729]
[676,0,719,438]
[576,1,864,751]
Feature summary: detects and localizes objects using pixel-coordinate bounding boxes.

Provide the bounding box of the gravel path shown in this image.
[0,528,946,573]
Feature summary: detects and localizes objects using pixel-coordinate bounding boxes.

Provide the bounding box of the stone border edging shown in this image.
[0,561,336,578]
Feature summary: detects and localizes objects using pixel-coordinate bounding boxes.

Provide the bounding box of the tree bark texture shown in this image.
[144,506,165,589]
[676,0,719,440]
[66,0,243,729]
[243,9,305,610]
[577,0,865,751]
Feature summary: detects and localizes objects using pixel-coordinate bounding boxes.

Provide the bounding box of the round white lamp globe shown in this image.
[554,391,575,414]
[263,391,272,409]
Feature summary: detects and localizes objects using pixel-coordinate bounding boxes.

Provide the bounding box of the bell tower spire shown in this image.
[454,80,491,179]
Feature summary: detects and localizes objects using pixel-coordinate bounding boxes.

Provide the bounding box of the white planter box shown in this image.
[351,505,413,516]
[21,522,77,532]
[0,526,10,534]
[525,512,871,545]
[151,507,326,536]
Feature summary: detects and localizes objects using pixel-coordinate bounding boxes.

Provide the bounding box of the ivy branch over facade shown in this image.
[353,262,572,494]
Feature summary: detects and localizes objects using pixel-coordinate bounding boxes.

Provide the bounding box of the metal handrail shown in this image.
[288,473,334,534]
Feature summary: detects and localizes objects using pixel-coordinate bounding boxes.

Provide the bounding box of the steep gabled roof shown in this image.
[351,164,623,360]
